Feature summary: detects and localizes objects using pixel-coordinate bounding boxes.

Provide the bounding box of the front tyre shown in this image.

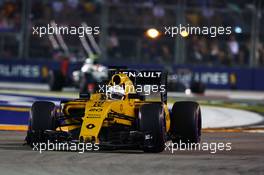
[139,103,166,153]
[26,101,56,145]
[170,101,201,143]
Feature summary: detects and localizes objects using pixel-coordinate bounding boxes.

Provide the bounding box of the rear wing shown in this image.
[108,68,168,103]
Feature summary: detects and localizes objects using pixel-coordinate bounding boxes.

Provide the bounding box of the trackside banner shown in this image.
[0,59,82,82]
[0,59,263,90]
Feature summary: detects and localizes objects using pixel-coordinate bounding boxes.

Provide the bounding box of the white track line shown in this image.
[167,103,263,129]
[201,106,264,128]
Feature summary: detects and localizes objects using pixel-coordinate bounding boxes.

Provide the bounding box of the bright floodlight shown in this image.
[185,88,191,95]
[235,26,242,34]
[180,30,189,37]
[146,28,160,39]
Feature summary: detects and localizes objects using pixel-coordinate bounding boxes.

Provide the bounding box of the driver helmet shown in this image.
[107,85,125,100]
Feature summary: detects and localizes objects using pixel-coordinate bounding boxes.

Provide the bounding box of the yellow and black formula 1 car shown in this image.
[26,70,201,153]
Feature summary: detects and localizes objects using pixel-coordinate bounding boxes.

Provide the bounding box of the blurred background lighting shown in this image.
[180,30,189,37]
[235,26,242,33]
[146,28,160,39]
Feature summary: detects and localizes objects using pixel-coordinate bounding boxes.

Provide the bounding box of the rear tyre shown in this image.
[190,82,205,94]
[168,82,187,92]
[48,70,64,91]
[26,101,56,145]
[139,103,166,153]
[170,101,201,143]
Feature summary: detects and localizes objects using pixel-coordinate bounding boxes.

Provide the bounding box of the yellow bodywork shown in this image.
[61,73,171,143]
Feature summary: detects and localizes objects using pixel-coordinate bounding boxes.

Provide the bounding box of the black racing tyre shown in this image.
[168,82,187,92]
[26,101,56,144]
[139,103,166,153]
[190,82,206,94]
[80,73,95,93]
[170,101,201,143]
[48,70,64,91]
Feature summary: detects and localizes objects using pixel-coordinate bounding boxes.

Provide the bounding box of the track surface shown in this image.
[0,131,263,175]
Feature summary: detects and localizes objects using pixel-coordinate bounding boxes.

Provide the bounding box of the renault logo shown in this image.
[86,124,95,129]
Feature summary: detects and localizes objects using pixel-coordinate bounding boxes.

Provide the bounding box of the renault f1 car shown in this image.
[26,70,201,153]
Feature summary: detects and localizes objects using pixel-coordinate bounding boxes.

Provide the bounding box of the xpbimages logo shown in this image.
[98,84,166,96]
[164,24,232,38]
[32,141,99,153]
[32,21,100,37]
[165,141,232,154]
